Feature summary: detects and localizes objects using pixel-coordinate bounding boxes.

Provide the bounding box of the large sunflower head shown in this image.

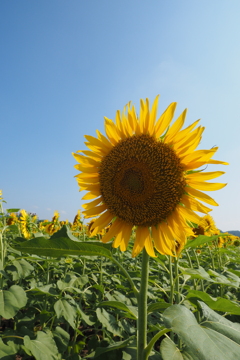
[73,96,228,257]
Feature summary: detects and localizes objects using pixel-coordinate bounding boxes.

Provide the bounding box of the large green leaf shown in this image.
[162,304,240,360]
[13,237,113,259]
[24,331,59,360]
[186,290,240,315]
[0,285,27,319]
[199,301,240,344]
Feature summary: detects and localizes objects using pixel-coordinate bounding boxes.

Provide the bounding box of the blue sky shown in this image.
[1,1,239,231]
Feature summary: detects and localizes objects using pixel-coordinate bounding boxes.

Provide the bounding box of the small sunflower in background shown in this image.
[45,211,61,235]
[193,214,219,237]
[73,96,228,257]
[7,212,18,225]
[19,210,32,239]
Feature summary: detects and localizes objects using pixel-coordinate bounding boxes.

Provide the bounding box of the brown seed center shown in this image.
[99,134,186,226]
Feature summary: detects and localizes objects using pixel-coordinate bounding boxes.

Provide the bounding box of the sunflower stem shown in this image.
[169,256,174,305]
[137,248,149,360]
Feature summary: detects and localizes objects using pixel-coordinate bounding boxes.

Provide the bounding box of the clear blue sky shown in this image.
[1,1,239,231]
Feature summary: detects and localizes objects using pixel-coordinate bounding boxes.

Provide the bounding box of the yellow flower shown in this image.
[20,209,31,239]
[73,96,228,257]
[193,214,218,236]
[7,212,18,225]
[0,190,2,200]
[45,211,60,235]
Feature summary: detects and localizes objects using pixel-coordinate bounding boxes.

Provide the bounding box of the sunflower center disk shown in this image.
[99,134,186,227]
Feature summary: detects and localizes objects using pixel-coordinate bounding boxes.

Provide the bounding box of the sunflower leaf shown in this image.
[12,237,113,259]
[162,304,240,360]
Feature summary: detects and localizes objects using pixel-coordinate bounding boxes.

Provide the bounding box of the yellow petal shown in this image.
[181,147,218,164]
[186,187,219,206]
[164,108,187,142]
[74,164,98,173]
[113,223,132,249]
[85,135,111,152]
[82,191,100,200]
[181,194,212,213]
[77,182,100,192]
[73,153,100,167]
[101,218,123,243]
[104,117,121,145]
[187,181,227,191]
[178,205,201,224]
[154,102,177,138]
[82,197,103,210]
[82,204,108,217]
[132,227,149,258]
[186,171,225,181]
[148,95,160,136]
[144,234,156,257]
[90,211,113,236]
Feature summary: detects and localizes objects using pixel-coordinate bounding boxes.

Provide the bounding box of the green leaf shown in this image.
[24,331,59,360]
[208,269,239,287]
[160,337,184,360]
[6,208,20,213]
[185,234,222,248]
[186,290,240,315]
[29,284,58,296]
[54,298,77,329]
[199,301,240,344]
[162,304,240,360]
[0,339,20,359]
[13,237,113,259]
[98,301,138,319]
[179,266,212,280]
[0,285,27,319]
[96,308,122,337]
[12,258,34,278]
[50,224,79,241]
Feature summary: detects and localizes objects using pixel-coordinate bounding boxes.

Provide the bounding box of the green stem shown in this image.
[137,249,149,360]
[169,256,174,305]
[174,257,180,304]
[99,257,103,287]
[208,245,215,270]
[72,313,80,355]
[193,250,204,292]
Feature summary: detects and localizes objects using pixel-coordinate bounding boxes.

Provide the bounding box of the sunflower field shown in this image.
[1,97,240,360]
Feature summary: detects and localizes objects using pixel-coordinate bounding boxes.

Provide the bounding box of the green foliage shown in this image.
[1,209,240,359]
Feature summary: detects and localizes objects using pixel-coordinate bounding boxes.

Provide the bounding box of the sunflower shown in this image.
[7,212,18,225]
[73,96,228,257]
[193,214,218,237]
[19,209,31,239]
[45,211,61,235]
